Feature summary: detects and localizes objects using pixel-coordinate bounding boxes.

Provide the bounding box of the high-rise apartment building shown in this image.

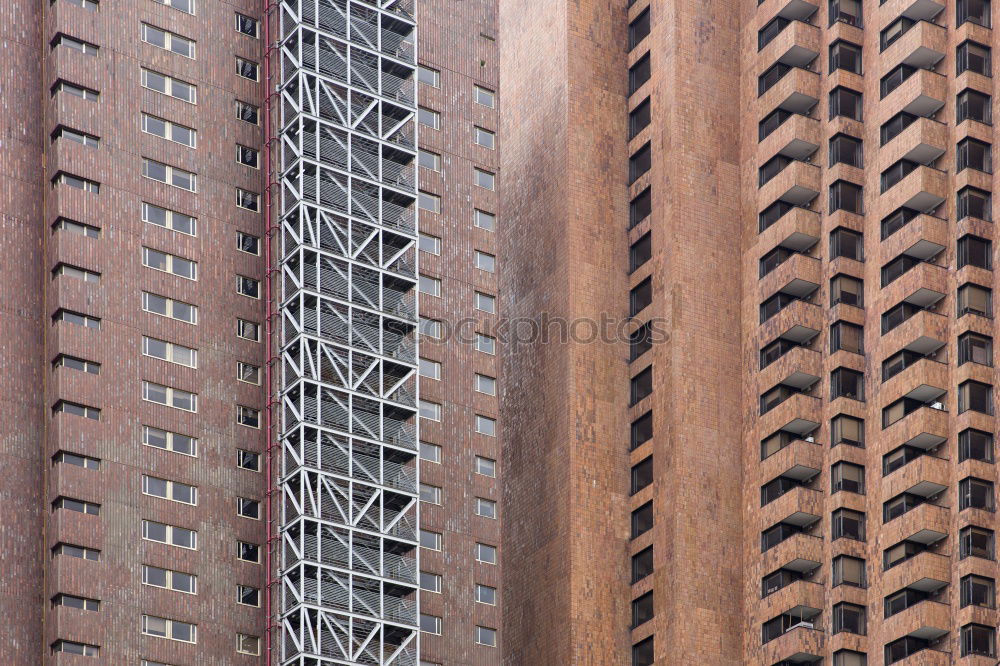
[9,0,1000,664]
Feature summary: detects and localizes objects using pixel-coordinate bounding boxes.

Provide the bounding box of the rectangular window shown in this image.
[420,442,441,463]
[53,126,99,148]
[236,13,259,38]
[237,405,261,428]
[142,337,197,368]
[153,0,195,14]
[476,414,497,436]
[236,57,259,81]
[420,614,442,635]
[52,543,99,561]
[475,333,496,354]
[830,321,863,355]
[830,40,862,74]
[476,497,497,518]
[143,159,196,192]
[632,546,653,583]
[237,497,261,519]
[633,636,654,666]
[237,275,260,298]
[141,68,197,103]
[420,529,442,551]
[237,635,261,656]
[629,97,651,138]
[142,247,197,279]
[143,475,197,505]
[142,520,197,549]
[475,209,496,231]
[961,574,996,608]
[420,571,441,592]
[143,381,197,412]
[142,565,197,594]
[52,264,100,284]
[238,541,260,563]
[959,234,992,270]
[830,367,864,401]
[830,87,863,121]
[959,89,992,124]
[961,477,995,511]
[143,202,196,235]
[52,641,99,656]
[829,180,863,214]
[630,277,653,316]
[475,542,497,564]
[142,615,197,644]
[631,411,653,449]
[236,145,259,168]
[143,425,197,457]
[52,309,100,329]
[631,501,653,539]
[476,456,496,477]
[631,366,653,404]
[958,40,991,76]
[52,79,99,101]
[53,172,99,193]
[475,85,495,107]
[237,188,260,211]
[629,53,651,95]
[961,525,994,559]
[53,451,100,470]
[959,0,992,27]
[52,594,99,611]
[476,626,497,647]
[959,186,992,221]
[832,555,866,588]
[832,602,866,635]
[631,457,653,495]
[830,274,863,307]
[628,7,651,49]
[419,483,441,504]
[53,218,99,238]
[958,138,992,173]
[474,126,495,149]
[630,232,652,272]
[52,34,98,56]
[475,291,496,313]
[418,107,440,129]
[475,374,497,395]
[236,100,259,124]
[141,24,195,58]
[417,65,440,87]
[52,400,100,420]
[237,449,261,471]
[959,332,993,367]
[418,150,440,171]
[237,362,261,385]
[53,497,100,515]
[237,231,261,255]
[832,508,865,541]
[829,134,863,169]
[237,585,260,607]
[237,319,260,341]
[476,584,497,605]
[142,292,197,324]
[629,142,652,184]
[630,187,652,228]
[419,274,441,297]
[959,283,992,317]
[962,623,996,657]
[474,250,495,272]
[832,462,865,494]
[475,168,495,190]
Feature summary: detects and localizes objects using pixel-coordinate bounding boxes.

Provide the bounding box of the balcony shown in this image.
[761,532,823,576]
[881,117,947,168]
[760,110,821,163]
[883,599,950,645]
[880,213,947,268]
[759,345,822,398]
[885,454,950,501]
[882,20,946,71]
[759,393,822,445]
[881,356,948,411]
[881,307,948,359]
[757,0,819,28]
[881,500,949,547]
[760,298,823,346]
[760,160,821,208]
[885,403,948,451]
[758,67,820,116]
[758,206,820,252]
[885,165,947,213]
[760,253,821,302]
[879,0,945,22]
[759,623,824,665]
[760,20,820,70]
[880,68,947,121]
[883,549,950,598]
[890,260,947,310]
[764,580,825,623]
[887,647,951,666]
[760,438,823,489]
[761,486,823,534]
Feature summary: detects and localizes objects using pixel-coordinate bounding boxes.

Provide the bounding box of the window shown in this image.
[419,358,440,382]
[53,172,99,193]
[419,317,442,338]
[153,0,195,13]
[631,411,653,449]
[830,87,862,121]
[237,497,261,519]
[420,442,441,463]
[630,187,652,228]
[476,414,496,436]
[830,0,861,26]
[417,65,440,87]
[142,292,197,324]
[418,150,440,171]
[475,374,497,395]
[881,113,918,147]
[237,145,259,168]
[475,250,495,272]
[630,277,654,317]
[475,333,496,354]
[629,53,651,95]
[236,13,259,37]
[632,636,654,666]
[632,546,653,583]
[418,107,440,129]
[631,590,654,628]
[959,186,992,221]
[630,321,654,360]
[831,367,864,401]
[475,209,496,231]
[629,97,651,138]
[236,57,259,81]
[631,366,653,404]
[141,24,195,58]
[143,425,197,457]
[419,400,441,421]
[53,34,98,56]
[960,428,994,462]
[51,641,99,656]
[961,574,995,608]
[959,0,992,27]
[236,100,259,124]
[959,138,992,173]
[63,0,99,9]
[418,191,440,213]
[833,650,867,666]
[475,168,495,190]
[52,264,99,284]
[144,204,196,238]
[142,565,197,594]
[143,247,196,280]
[631,501,653,539]
[475,542,497,564]
[476,584,496,605]
[53,543,99,561]
[476,456,496,477]
[830,41,862,74]
[420,529,442,550]
[419,483,441,505]
[237,188,260,211]
[958,41,991,76]
[143,159,196,192]
[237,634,261,656]
[829,134,863,169]
[237,541,260,563]
[961,477,995,511]
[52,400,100,420]
[959,89,992,124]
[630,232,652,272]
[52,79,99,101]
[237,275,260,298]
[832,602,866,635]
[237,585,260,607]
[829,180,862,214]
[961,525,994,559]
[959,332,993,368]
[476,497,497,518]
[143,381,197,412]
[475,85,495,107]
[53,451,100,470]
[142,520,197,549]
[830,274,863,307]
[141,68,196,103]
[631,457,653,495]
[832,462,865,494]
[420,571,441,592]
[53,217,99,238]
[142,337,197,368]
[238,319,261,341]
[881,64,916,98]
[53,497,100,515]
[960,379,993,415]
[475,291,496,313]
[962,624,996,657]
[474,126,495,149]
[420,614,441,635]
[959,235,992,270]
[53,126,98,148]
[830,321,863,355]
[237,450,261,471]
[237,405,261,428]
[833,555,865,588]
[143,475,197,505]
[629,7,650,49]
[832,508,865,541]
[142,615,197,643]
[831,414,864,448]
[629,142,652,184]
[830,227,863,261]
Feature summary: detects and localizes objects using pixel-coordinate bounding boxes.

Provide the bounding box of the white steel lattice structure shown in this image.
[277,0,419,664]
